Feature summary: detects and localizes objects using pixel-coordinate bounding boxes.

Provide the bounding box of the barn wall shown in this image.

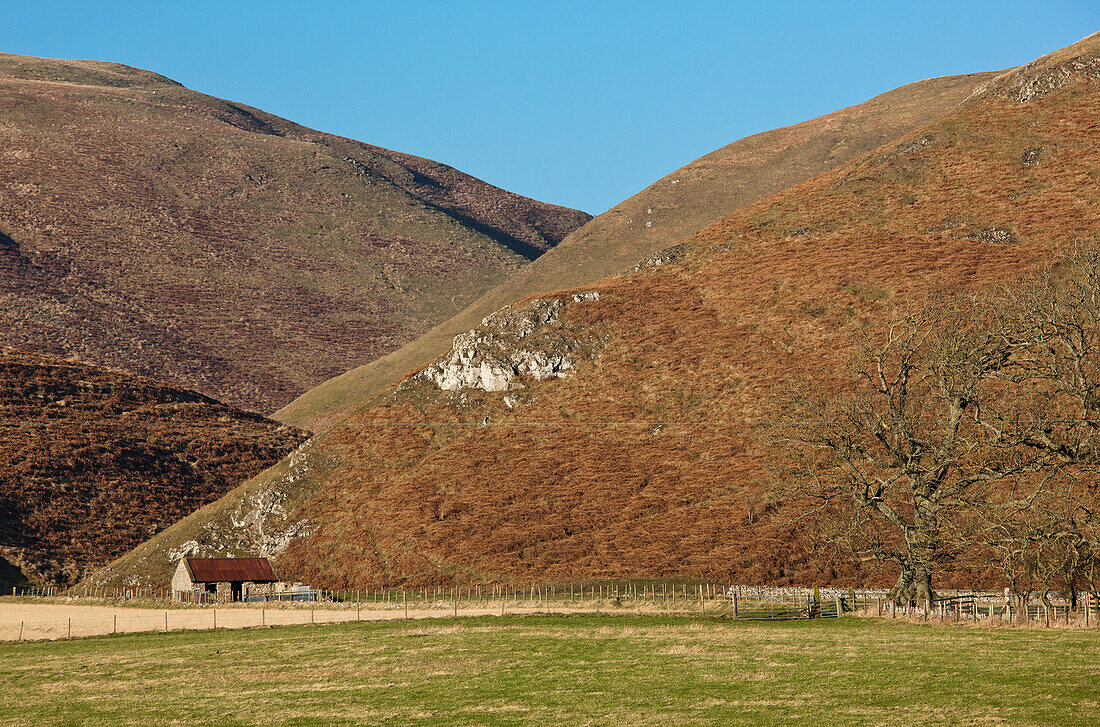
[171,560,194,599]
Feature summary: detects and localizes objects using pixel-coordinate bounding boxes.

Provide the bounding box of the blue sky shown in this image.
[2,2,1097,213]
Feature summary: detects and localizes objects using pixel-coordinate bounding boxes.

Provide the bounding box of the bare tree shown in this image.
[775,298,1056,609]
[1009,243,1100,465]
[968,476,1095,618]
[966,243,1100,615]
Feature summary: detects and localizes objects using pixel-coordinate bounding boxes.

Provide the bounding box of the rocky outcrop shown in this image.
[968,227,1017,245]
[621,244,688,275]
[184,440,320,561]
[1005,55,1100,102]
[1022,147,1044,166]
[967,39,1100,104]
[421,294,601,392]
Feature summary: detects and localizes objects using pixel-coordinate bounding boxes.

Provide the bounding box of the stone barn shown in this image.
[172,557,278,602]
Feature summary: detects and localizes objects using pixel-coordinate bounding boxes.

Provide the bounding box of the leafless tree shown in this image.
[956,245,1100,614]
[1008,243,1100,465]
[774,243,1100,611]
[965,474,1096,617]
[775,298,1057,609]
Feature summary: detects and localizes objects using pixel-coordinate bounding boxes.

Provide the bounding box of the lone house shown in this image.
[172,557,278,602]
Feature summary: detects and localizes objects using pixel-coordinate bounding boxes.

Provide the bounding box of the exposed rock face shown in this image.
[621,244,688,275]
[969,227,1018,245]
[1022,147,1044,166]
[194,440,319,560]
[422,294,600,392]
[1007,55,1100,102]
[967,42,1100,104]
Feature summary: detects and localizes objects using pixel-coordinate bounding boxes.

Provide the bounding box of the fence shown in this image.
[10,586,60,598]
[8,581,1100,640]
[921,592,1100,627]
[23,580,891,609]
[2,582,868,641]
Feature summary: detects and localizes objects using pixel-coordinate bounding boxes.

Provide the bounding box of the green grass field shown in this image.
[2,615,1098,726]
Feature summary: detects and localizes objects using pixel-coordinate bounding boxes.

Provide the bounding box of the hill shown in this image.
[91,33,1100,592]
[0,348,309,589]
[0,53,590,413]
[275,70,1000,429]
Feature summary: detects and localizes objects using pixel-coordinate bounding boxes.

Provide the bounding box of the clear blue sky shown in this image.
[2,2,1097,214]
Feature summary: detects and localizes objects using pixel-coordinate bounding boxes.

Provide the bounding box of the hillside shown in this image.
[276,70,1001,429]
[0,348,309,589]
[91,33,1100,592]
[0,53,590,413]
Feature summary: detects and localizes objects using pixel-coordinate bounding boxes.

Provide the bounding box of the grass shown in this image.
[2,615,1099,726]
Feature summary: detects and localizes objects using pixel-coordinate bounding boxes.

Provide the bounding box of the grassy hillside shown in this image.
[0,53,590,413]
[0,348,308,589]
[95,33,1100,592]
[276,70,1001,429]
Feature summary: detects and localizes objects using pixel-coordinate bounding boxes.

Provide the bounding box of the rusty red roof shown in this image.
[183,557,277,583]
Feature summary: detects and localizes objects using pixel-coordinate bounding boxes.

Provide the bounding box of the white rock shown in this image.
[421,295,599,393]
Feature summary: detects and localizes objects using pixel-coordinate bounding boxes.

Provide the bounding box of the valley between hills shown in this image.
[0,52,590,414]
[3,33,1100,597]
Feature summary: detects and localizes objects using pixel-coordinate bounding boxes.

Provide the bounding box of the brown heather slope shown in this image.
[92,33,1100,592]
[276,70,1000,430]
[0,53,589,413]
[0,348,309,589]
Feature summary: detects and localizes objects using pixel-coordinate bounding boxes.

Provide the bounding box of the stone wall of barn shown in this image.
[170,560,194,599]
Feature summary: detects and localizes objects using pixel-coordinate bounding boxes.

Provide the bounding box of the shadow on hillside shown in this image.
[0,556,30,592]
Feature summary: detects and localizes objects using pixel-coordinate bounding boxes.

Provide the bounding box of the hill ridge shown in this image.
[0,52,590,412]
[275,69,1002,429]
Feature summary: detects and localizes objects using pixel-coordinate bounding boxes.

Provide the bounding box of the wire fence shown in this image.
[5,582,1099,642]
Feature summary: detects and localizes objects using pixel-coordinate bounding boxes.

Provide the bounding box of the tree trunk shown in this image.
[888,565,916,607]
[913,565,934,613]
[1011,590,1030,623]
[907,497,938,612]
